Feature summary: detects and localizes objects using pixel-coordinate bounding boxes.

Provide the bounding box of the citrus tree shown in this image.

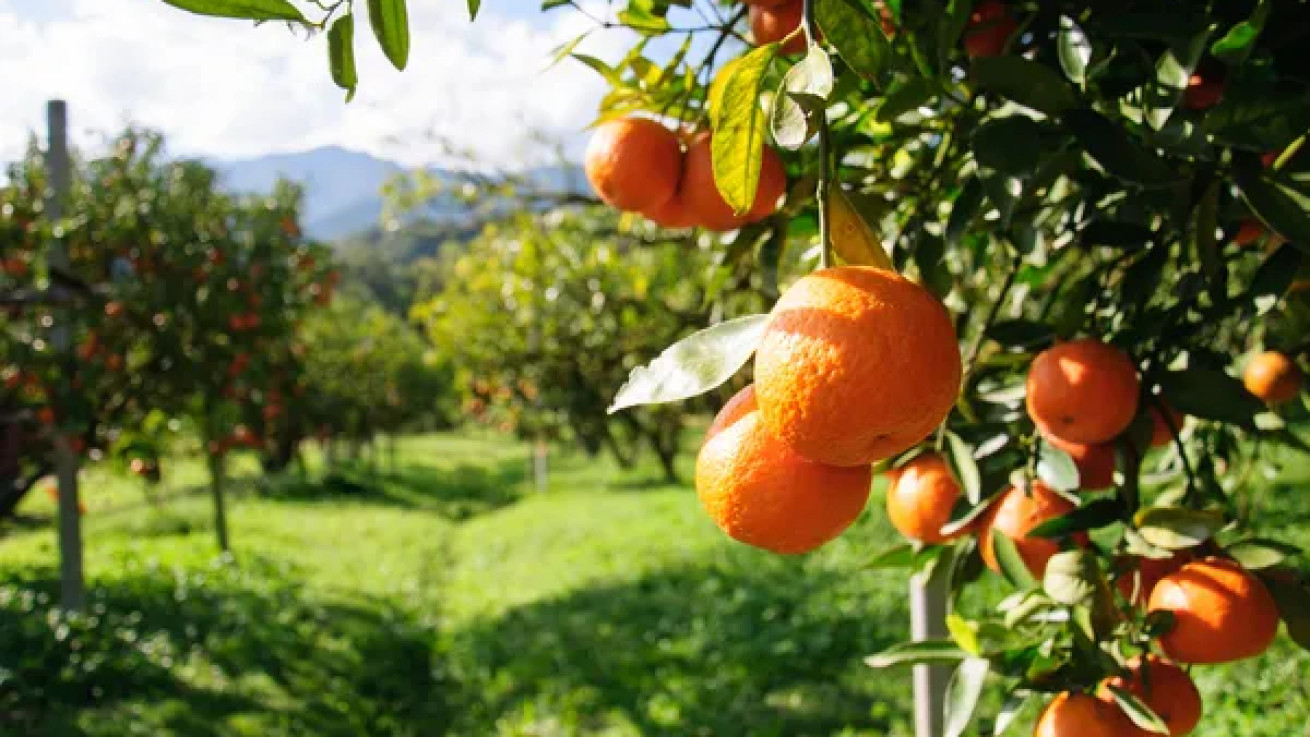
[298,293,453,467]
[159,0,1310,733]
[1,128,336,550]
[412,205,761,480]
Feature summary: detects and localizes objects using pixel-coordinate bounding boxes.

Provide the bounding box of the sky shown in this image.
[0,0,641,168]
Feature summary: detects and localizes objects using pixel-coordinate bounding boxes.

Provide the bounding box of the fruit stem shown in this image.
[800,0,832,269]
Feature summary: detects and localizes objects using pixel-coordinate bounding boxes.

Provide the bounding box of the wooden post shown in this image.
[46,100,85,612]
[533,434,549,493]
[911,569,950,737]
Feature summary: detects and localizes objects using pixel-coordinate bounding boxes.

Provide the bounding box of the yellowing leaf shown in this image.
[828,188,894,270]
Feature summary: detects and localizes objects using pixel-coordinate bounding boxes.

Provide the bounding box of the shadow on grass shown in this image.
[444,560,912,736]
[0,561,449,737]
[264,459,528,521]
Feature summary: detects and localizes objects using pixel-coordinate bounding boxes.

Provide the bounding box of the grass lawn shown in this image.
[0,429,1306,736]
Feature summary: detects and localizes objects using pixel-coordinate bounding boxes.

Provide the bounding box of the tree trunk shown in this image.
[53,435,85,611]
[207,452,231,554]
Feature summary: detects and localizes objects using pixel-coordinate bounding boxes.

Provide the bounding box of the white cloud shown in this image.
[0,0,632,168]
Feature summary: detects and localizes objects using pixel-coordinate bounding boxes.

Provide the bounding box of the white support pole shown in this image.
[911,569,950,737]
[46,99,85,612]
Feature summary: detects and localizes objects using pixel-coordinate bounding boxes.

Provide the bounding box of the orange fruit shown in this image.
[1035,692,1132,737]
[695,385,872,554]
[1115,550,1194,606]
[584,117,683,213]
[1243,350,1303,405]
[1027,339,1140,445]
[679,135,787,231]
[885,453,965,545]
[1148,403,1186,448]
[749,0,807,55]
[755,266,961,467]
[1147,557,1281,664]
[642,191,698,230]
[1182,72,1225,110]
[963,0,1017,58]
[1233,219,1267,247]
[1100,656,1203,737]
[978,481,1081,578]
[1043,432,1115,490]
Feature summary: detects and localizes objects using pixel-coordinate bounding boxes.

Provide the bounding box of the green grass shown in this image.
[0,430,1306,736]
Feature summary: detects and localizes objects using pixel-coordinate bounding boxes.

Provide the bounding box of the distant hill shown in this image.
[214,146,590,242]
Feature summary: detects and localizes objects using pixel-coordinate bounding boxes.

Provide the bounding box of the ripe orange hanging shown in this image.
[1035,692,1132,737]
[978,481,1081,578]
[885,453,966,545]
[1149,403,1186,448]
[1243,350,1303,405]
[749,0,806,55]
[754,266,961,467]
[584,117,683,214]
[963,0,1017,58]
[1099,656,1203,737]
[1115,550,1194,606]
[1027,338,1140,445]
[679,135,786,232]
[1147,557,1280,664]
[695,385,872,554]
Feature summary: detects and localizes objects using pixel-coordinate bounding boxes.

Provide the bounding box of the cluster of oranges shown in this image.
[696,265,962,553]
[583,117,787,232]
[691,275,1299,733]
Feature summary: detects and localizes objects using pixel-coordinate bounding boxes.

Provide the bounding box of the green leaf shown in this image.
[946,177,984,245]
[328,14,358,102]
[712,44,777,214]
[868,543,941,570]
[1245,242,1304,315]
[1057,16,1091,85]
[1203,91,1310,151]
[608,315,769,413]
[1134,507,1226,549]
[1043,549,1099,605]
[467,0,481,20]
[1028,498,1122,539]
[1211,20,1262,63]
[946,432,982,505]
[973,116,1047,177]
[1065,109,1179,186]
[992,531,1039,589]
[367,0,410,70]
[771,46,834,150]
[987,319,1054,350]
[1079,220,1154,249]
[1234,167,1310,247]
[944,658,991,737]
[994,691,1035,736]
[946,613,981,655]
[1036,441,1080,493]
[1142,32,1208,130]
[1260,568,1310,651]
[1106,684,1171,735]
[942,494,1000,538]
[1226,539,1301,570]
[865,640,971,668]
[1159,367,1264,427]
[972,56,1078,117]
[876,77,936,122]
[816,0,891,82]
[160,0,304,21]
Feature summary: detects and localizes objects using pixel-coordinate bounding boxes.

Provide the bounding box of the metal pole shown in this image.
[46,100,85,612]
[911,570,950,737]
